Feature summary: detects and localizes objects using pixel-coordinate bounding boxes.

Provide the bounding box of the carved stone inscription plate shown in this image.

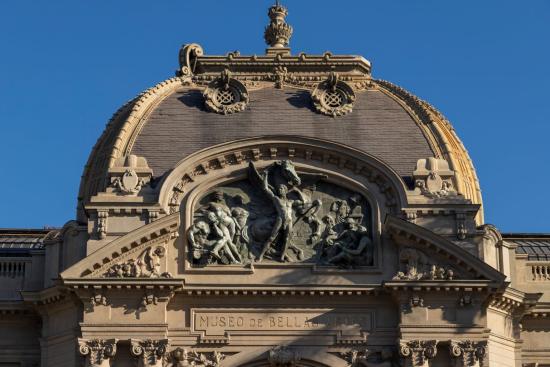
[188,160,374,267]
[193,309,372,336]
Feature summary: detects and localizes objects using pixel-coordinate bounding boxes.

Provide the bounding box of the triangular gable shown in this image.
[61,213,179,279]
[384,215,506,284]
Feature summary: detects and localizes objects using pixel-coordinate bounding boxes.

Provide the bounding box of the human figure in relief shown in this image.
[326,217,372,266]
[207,211,242,264]
[257,173,303,262]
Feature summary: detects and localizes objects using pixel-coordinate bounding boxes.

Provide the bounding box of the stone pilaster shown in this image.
[399,340,438,367]
[449,340,487,367]
[130,339,169,367]
[78,339,118,367]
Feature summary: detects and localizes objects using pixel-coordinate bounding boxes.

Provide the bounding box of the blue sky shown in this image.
[0,0,548,232]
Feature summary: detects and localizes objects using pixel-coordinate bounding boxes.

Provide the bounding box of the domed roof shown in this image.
[78,5,482,223]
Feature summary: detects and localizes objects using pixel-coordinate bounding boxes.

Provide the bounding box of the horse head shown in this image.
[276,160,301,186]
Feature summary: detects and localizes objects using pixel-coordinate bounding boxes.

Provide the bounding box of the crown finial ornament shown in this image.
[264,1,293,56]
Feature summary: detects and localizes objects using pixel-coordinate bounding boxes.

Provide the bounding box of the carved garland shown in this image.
[166,145,399,215]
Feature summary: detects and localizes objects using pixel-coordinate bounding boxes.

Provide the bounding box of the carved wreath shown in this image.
[203,69,249,115]
[311,72,356,117]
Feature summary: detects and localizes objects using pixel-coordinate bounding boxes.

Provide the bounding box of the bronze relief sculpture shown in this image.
[188,160,374,267]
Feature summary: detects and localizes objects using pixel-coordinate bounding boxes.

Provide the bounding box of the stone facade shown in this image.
[1,3,549,367]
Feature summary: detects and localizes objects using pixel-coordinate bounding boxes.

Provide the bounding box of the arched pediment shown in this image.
[158,136,409,216]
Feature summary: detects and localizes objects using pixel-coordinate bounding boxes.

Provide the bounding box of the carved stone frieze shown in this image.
[78,339,118,367]
[167,348,224,367]
[203,69,249,115]
[131,339,168,367]
[413,158,457,199]
[104,245,171,278]
[311,72,356,117]
[268,346,300,367]
[399,340,438,367]
[188,160,374,267]
[449,340,486,367]
[393,247,456,281]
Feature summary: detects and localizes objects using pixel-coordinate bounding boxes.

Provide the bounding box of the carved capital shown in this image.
[78,339,117,367]
[131,339,169,367]
[449,340,486,367]
[399,340,438,367]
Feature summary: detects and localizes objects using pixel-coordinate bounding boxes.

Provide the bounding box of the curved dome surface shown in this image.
[78,50,482,223]
[131,87,434,178]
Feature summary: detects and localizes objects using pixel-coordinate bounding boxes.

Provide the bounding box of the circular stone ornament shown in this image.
[311,73,356,117]
[203,70,249,115]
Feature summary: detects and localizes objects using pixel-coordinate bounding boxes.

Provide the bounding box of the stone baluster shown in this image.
[131,339,169,367]
[449,340,487,367]
[78,339,118,367]
[399,340,438,367]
